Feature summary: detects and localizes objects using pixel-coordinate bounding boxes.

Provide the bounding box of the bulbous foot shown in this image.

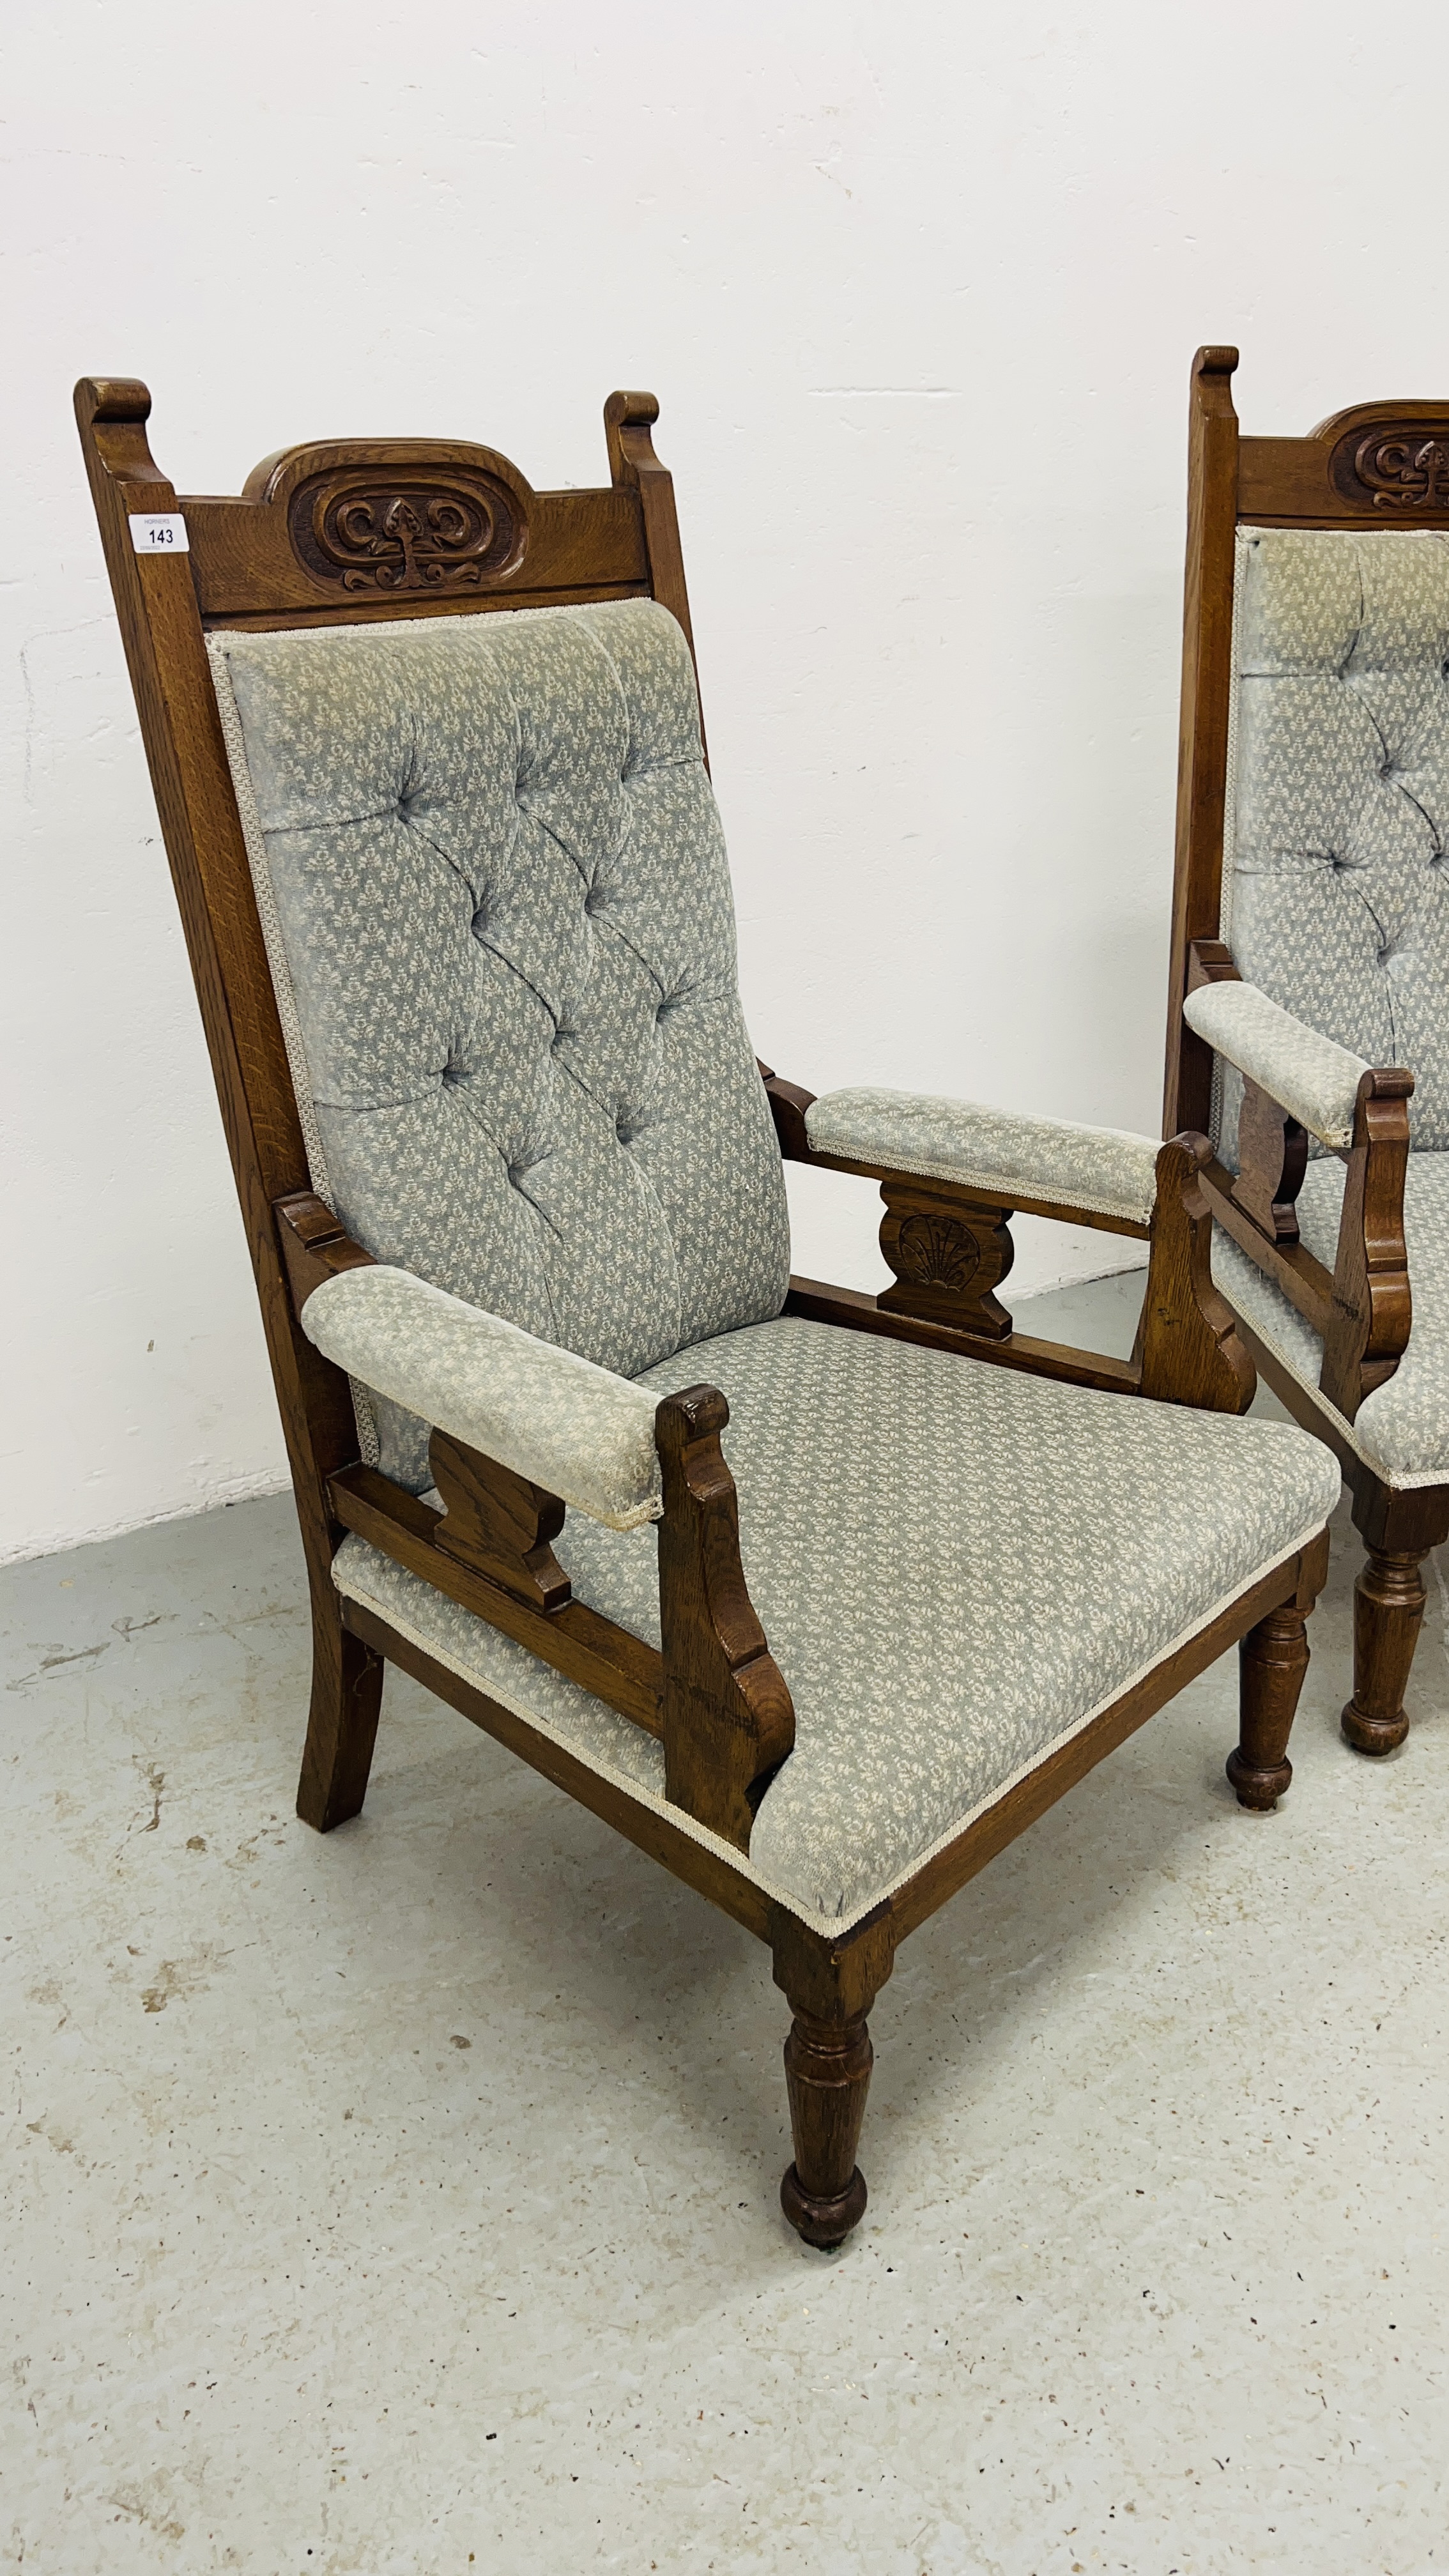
[1342,1544,1427,1758]
[780,2161,867,2248]
[1230,1602,1308,1813]
[1340,1697,1409,1756]
[1226,1744,1292,1810]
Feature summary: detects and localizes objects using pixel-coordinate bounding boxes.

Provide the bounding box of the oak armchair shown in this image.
[79,374,1338,2246]
[1166,346,1449,1756]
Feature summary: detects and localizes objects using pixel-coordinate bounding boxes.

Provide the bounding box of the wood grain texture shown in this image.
[878,1181,1015,1339]
[770,1907,894,2248]
[275,1189,377,1307]
[1198,1159,1338,1336]
[1165,347,1242,1140]
[297,1622,386,1833]
[604,391,705,760]
[185,434,648,629]
[430,1432,572,1615]
[1339,1547,1427,1756]
[75,382,372,1837]
[757,1064,815,1162]
[1239,402,1449,527]
[1134,1135,1256,1413]
[1234,1079,1309,1245]
[1227,1602,1312,1809]
[655,1386,795,1851]
[1319,1070,1414,1418]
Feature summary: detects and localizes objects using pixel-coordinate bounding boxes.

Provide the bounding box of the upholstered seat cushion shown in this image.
[334,1317,1339,1926]
[1213,1152,1449,1486]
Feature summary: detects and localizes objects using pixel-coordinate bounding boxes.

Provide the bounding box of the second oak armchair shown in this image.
[1165,345,1449,1757]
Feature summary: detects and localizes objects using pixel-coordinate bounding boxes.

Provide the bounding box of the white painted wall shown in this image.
[5,3,1446,1561]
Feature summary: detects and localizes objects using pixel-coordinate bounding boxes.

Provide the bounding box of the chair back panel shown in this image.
[210,597,790,1483]
[1223,525,1449,1149]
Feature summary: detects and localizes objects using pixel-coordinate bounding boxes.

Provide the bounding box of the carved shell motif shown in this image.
[288,467,526,594]
[893,1212,980,1292]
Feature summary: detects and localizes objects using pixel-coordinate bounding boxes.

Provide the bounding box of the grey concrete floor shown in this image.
[4,1273,1446,2574]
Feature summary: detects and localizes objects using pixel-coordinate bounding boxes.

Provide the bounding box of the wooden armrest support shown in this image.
[1234,1078,1310,1245]
[656,1388,795,1850]
[1177,979,1414,1420]
[1134,1134,1255,1413]
[329,1460,666,1735]
[1321,1068,1413,1416]
[430,1430,572,1614]
[280,1177,792,1853]
[756,1062,1149,1240]
[335,1393,792,1854]
[760,1066,1253,1404]
[334,1392,793,1856]
[1187,944,1311,1239]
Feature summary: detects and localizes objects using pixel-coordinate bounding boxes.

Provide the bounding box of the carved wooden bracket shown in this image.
[429,1430,571,1614]
[1135,1134,1256,1413]
[655,1386,795,1852]
[1234,1077,1308,1245]
[878,1180,1015,1340]
[1319,1068,1413,1417]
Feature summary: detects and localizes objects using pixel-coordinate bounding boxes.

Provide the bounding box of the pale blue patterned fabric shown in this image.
[210,602,790,1488]
[1223,528,1449,1153]
[302,1266,663,1529]
[1212,1152,1449,1485]
[1184,981,1368,1149]
[334,1317,1339,1922]
[805,1088,1160,1223]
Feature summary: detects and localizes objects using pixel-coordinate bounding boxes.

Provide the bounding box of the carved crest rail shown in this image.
[288,465,527,594]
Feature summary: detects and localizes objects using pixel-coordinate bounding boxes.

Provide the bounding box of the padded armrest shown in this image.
[804,1085,1161,1224]
[301,1266,663,1531]
[1182,982,1370,1151]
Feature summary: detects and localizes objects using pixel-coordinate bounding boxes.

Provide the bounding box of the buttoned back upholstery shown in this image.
[1225,526,1449,1146]
[211,599,790,1484]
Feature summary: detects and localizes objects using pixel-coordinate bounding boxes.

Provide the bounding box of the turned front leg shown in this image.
[1341,1545,1429,1756]
[781,2009,874,2248]
[1227,1602,1310,1810]
[771,1909,894,2250]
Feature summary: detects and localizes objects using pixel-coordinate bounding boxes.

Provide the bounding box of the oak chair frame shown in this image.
[1165,347,1449,1758]
[79,374,1326,2246]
